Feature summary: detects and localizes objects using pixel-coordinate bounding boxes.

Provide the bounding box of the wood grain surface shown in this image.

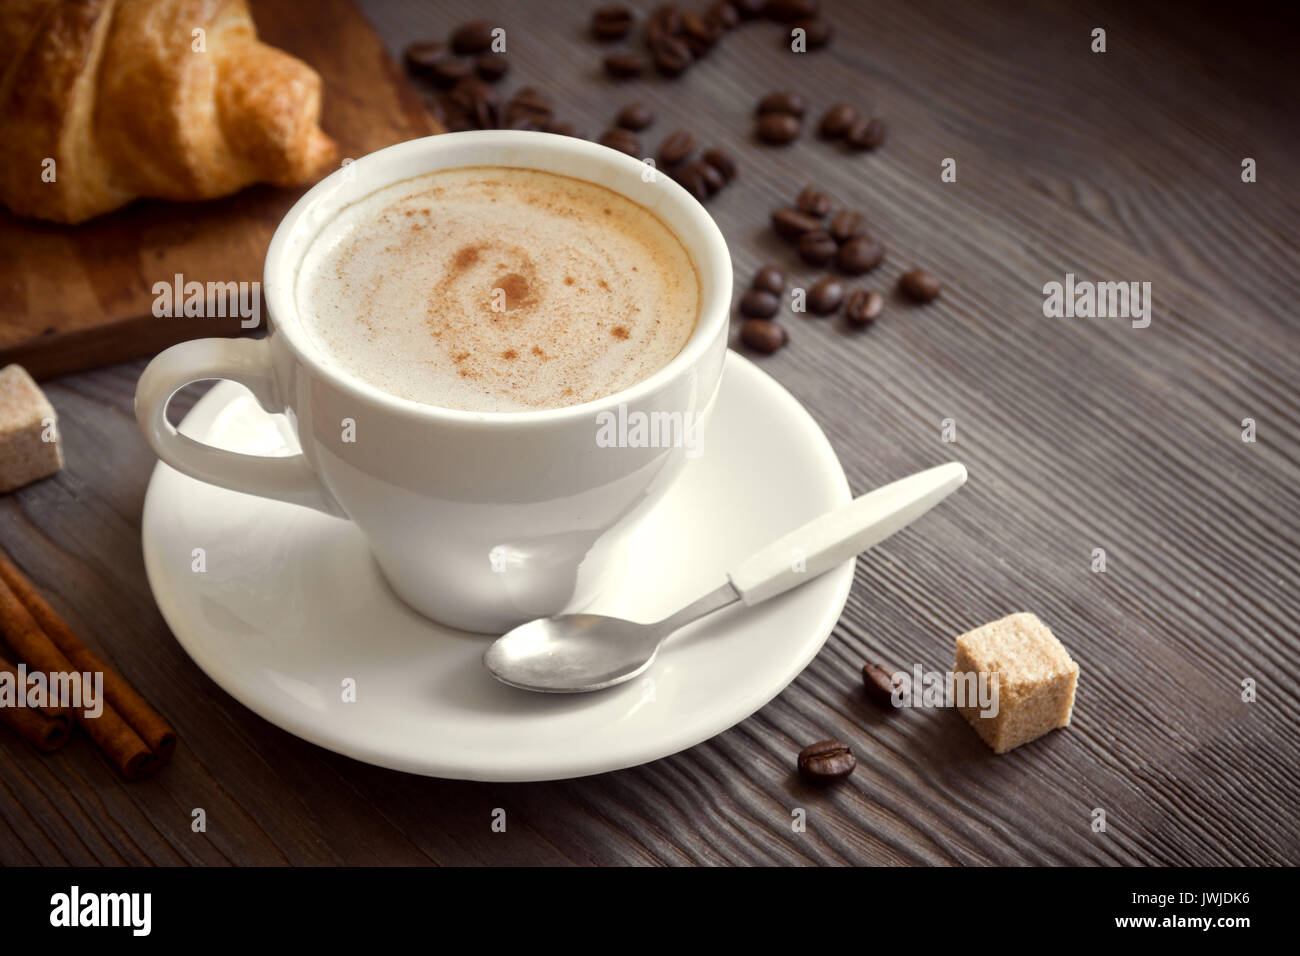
[0,0,439,381]
[1,0,1297,866]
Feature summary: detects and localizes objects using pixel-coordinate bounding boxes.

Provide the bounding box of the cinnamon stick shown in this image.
[0,652,71,752]
[0,553,176,778]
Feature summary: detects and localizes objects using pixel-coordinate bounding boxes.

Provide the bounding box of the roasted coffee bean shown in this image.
[739,289,779,318]
[751,265,785,295]
[741,318,787,353]
[797,230,837,266]
[429,57,472,89]
[650,35,694,75]
[681,12,721,56]
[828,209,865,243]
[449,78,498,129]
[795,16,832,48]
[598,127,642,156]
[616,102,655,131]
[544,120,580,137]
[502,114,540,131]
[675,160,721,200]
[674,162,710,201]
[846,116,887,150]
[503,88,553,127]
[899,268,942,302]
[733,0,766,18]
[644,3,684,41]
[694,159,724,194]
[807,276,844,315]
[756,90,807,117]
[766,0,820,23]
[771,207,822,241]
[861,663,896,704]
[707,1,740,30]
[837,235,884,274]
[756,112,800,144]
[603,51,649,79]
[658,130,696,166]
[475,53,510,82]
[403,41,446,78]
[701,147,738,182]
[591,5,635,41]
[797,739,855,783]
[796,185,832,217]
[818,102,858,139]
[450,20,496,55]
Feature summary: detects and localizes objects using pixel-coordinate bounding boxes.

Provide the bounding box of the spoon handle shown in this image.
[727,462,967,606]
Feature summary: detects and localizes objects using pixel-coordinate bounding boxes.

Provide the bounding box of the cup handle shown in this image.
[135,337,344,517]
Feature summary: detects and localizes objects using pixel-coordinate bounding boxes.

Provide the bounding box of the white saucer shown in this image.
[142,352,853,781]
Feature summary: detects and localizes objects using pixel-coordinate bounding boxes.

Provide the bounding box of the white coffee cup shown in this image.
[135,131,731,633]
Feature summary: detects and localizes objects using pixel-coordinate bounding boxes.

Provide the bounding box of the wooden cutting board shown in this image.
[0,0,442,380]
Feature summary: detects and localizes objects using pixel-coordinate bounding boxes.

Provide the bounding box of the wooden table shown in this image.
[2,0,1296,866]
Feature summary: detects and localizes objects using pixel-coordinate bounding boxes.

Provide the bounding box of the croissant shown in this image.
[0,0,337,223]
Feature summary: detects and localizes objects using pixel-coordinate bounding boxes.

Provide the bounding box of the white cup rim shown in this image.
[263,130,732,425]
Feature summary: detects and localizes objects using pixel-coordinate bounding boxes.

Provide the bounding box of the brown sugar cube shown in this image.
[0,364,63,493]
[954,612,1078,754]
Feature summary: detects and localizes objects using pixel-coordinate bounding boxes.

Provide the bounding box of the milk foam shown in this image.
[294,166,701,412]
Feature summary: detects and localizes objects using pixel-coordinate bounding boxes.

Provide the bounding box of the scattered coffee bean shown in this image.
[741,318,787,353]
[403,40,446,78]
[701,147,738,182]
[707,1,740,30]
[474,53,510,82]
[795,16,832,48]
[818,102,859,139]
[739,289,779,318]
[899,268,942,302]
[756,90,807,117]
[807,276,844,315]
[681,12,721,57]
[449,77,498,129]
[545,120,580,138]
[451,20,496,56]
[429,57,472,89]
[644,3,684,41]
[861,662,897,704]
[505,87,553,125]
[752,265,786,296]
[766,0,821,23]
[797,230,837,266]
[674,162,710,201]
[756,112,800,144]
[604,51,649,79]
[591,5,635,41]
[732,0,766,19]
[797,739,856,784]
[846,289,884,326]
[770,207,822,241]
[616,102,655,131]
[658,130,696,167]
[828,209,865,243]
[837,235,884,274]
[694,159,724,195]
[650,35,694,76]
[846,116,887,151]
[598,127,642,156]
[796,186,832,218]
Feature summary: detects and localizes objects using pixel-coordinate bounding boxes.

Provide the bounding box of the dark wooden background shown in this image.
[1,0,1297,865]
